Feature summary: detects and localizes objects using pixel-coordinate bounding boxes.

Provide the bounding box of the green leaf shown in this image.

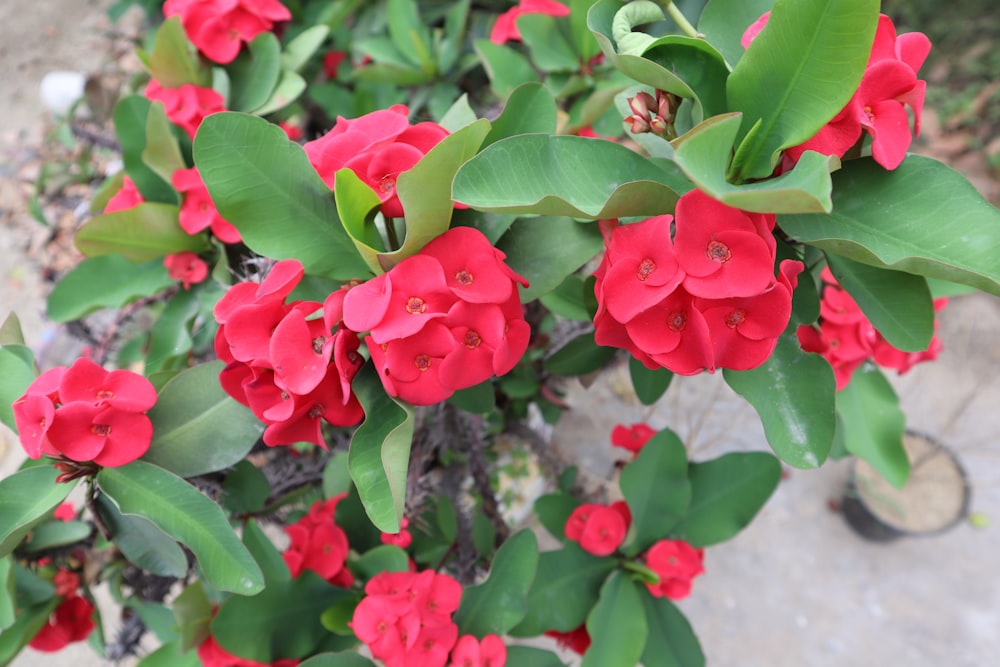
[387,0,434,71]
[723,333,836,468]
[195,112,371,280]
[582,570,647,667]
[143,101,187,186]
[242,518,291,583]
[669,451,782,547]
[143,361,261,477]
[726,0,879,180]
[21,520,91,553]
[641,35,731,121]
[0,467,75,558]
[483,83,557,149]
[569,0,602,61]
[672,114,837,213]
[47,255,174,322]
[534,492,580,541]
[437,93,478,133]
[228,32,282,112]
[640,596,705,667]
[836,363,908,489]
[448,381,496,414]
[97,461,264,594]
[114,95,178,204]
[253,70,308,116]
[545,334,616,376]
[75,203,208,261]
[473,39,541,99]
[697,0,774,68]
[496,216,603,302]
[539,274,593,322]
[454,134,681,219]
[137,641,202,667]
[629,356,673,405]
[505,646,567,667]
[455,530,539,637]
[353,544,411,580]
[300,654,376,667]
[0,558,12,630]
[94,494,188,578]
[519,14,580,72]
[334,168,384,275]
[281,25,331,72]
[173,582,213,652]
[620,429,691,556]
[349,363,415,533]
[510,543,616,636]
[824,253,934,352]
[0,313,26,346]
[223,460,271,515]
[147,16,211,87]
[322,452,352,499]
[146,288,200,372]
[779,156,1000,296]
[0,597,60,665]
[0,345,36,432]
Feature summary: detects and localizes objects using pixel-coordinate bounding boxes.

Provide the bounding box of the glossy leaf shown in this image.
[300,654,376,667]
[349,363,415,533]
[448,381,496,414]
[837,363,909,489]
[173,582,213,651]
[353,545,410,580]
[143,361,261,477]
[505,646,567,667]
[0,467,75,558]
[455,530,539,637]
[642,36,731,121]
[454,134,681,219]
[97,461,264,594]
[254,70,308,116]
[137,641,202,667]
[147,16,211,87]
[482,83,557,149]
[726,0,878,180]
[582,571,647,667]
[640,595,705,667]
[519,14,579,72]
[669,451,782,547]
[242,518,291,583]
[334,168,384,275]
[21,520,91,553]
[620,429,691,556]
[94,494,188,578]
[223,460,271,516]
[539,274,593,322]
[474,39,540,98]
[228,32,282,112]
[629,356,674,405]
[75,203,207,262]
[281,25,330,72]
[0,597,59,665]
[322,452,352,499]
[544,334,616,376]
[143,101,187,185]
[195,112,371,280]
[0,345,35,432]
[145,288,200,372]
[697,0,775,68]
[723,333,836,468]
[47,255,174,322]
[779,156,1000,296]
[0,558,12,630]
[114,95,178,204]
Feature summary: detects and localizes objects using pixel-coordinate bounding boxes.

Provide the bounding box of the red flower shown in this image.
[28,595,95,652]
[145,79,225,140]
[279,121,303,141]
[564,502,630,556]
[104,175,144,213]
[282,495,354,587]
[381,516,413,549]
[489,0,570,44]
[53,502,76,522]
[52,569,80,597]
[644,539,705,600]
[164,0,292,64]
[449,633,507,667]
[611,423,656,457]
[198,634,300,667]
[163,252,209,289]
[545,625,591,655]
[323,50,347,80]
[173,166,242,243]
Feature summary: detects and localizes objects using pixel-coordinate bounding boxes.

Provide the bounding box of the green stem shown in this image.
[385,217,401,251]
[663,1,699,39]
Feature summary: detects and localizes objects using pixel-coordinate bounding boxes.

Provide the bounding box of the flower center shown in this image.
[637,258,656,281]
[308,404,324,419]
[377,174,397,195]
[455,270,474,285]
[667,311,687,332]
[464,330,482,349]
[863,105,876,123]
[405,297,426,314]
[725,309,747,328]
[91,423,111,437]
[96,389,114,401]
[312,336,326,354]
[706,240,732,264]
[414,354,432,371]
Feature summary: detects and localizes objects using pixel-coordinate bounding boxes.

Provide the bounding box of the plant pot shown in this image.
[841,431,971,542]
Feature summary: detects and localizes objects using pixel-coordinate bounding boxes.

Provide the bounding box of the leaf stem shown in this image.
[385,217,401,251]
[663,1,699,39]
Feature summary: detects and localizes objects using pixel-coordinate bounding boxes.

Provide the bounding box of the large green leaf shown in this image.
[669,451,782,547]
[640,596,705,667]
[194,112,371,280]
[348,363,415,533]
[453,134,681,219]
[483,83,557,149]
[46,255,174,322]
[75,203,208,262]
[504,646,567,667]
[726,0,878,180]
[387,0,434,71]
[518,14,580,72]
[94,494,188,578]
[836,363,908,489]
[0,467,75,558]
[143,361,261,477]
[780,156,1000,296]
[334,168,384,275]
[496,216,603,302]
[620,429,691,556]
[629,356,673,405]
[114,95,179,204]
[697,0,775,68]
[241,519,290,584]
[641,35,730,120]
[254,70,308,116]
[824,253,934,352]
[510,543,616,636]
[21,520,91,553]
[582,571,647,667]
[97,461,264,595]
[455,530,539,637]
[146,16,211,87]
[672,113,837,213]
[0,345,35,432]
[474,39,540,99]
[227,32,282,112]
[723,333,836,468]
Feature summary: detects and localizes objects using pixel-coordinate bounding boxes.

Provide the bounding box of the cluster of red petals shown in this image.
[197,635,300,667]
[304,105,450,219]
[104,175,145,213]
[796,269,945,390]
[145,79,225,140]
[163,251,209,289]
[53,502,76,522]
[544,625,591,655]
[28,594,95,652]
[214,259,365,447]
[381,516,414,549]
[342,227,530,406]
[489,0,569,44]
[594,189,803,375]
[12,357,157,467]
[173,166,242,243]
[282,494,354,587]
[643,539,705,600]
[610,422,656,458]
[351,569,463,667]
[449,634,506,667]
[745,13,929,170]
[163,0,291,64]
[564,501,631,556]
[323,50,347,80]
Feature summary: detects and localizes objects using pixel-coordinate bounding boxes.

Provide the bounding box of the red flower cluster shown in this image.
[594,189,803,375]
[12,358,157,467]
[29,570,95,652]
[381,516,414,549]
[564,501,631,556]
[282,494,354,587]
[145,79,225,140]
[544,625,591,655]
[610,422,656,458]
[163,251,209,290]
[215,260,364,447]
[163,0,291,64]
[449,634,506,667]
[343,227,530,406]
[104,175,144,213]
[173,166,242,243]
[744,13,929,170]
[351,569,463,667]
[197,635,300,667]
[796,269,945,390]
[304,105,450,219]
[643,539,705,600]
[489,0,569,44]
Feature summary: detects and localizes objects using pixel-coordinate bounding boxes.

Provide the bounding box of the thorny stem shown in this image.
[85,478,113,541]
[663,1,700,39]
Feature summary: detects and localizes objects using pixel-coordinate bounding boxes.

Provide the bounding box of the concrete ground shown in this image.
[2,2,999,666]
